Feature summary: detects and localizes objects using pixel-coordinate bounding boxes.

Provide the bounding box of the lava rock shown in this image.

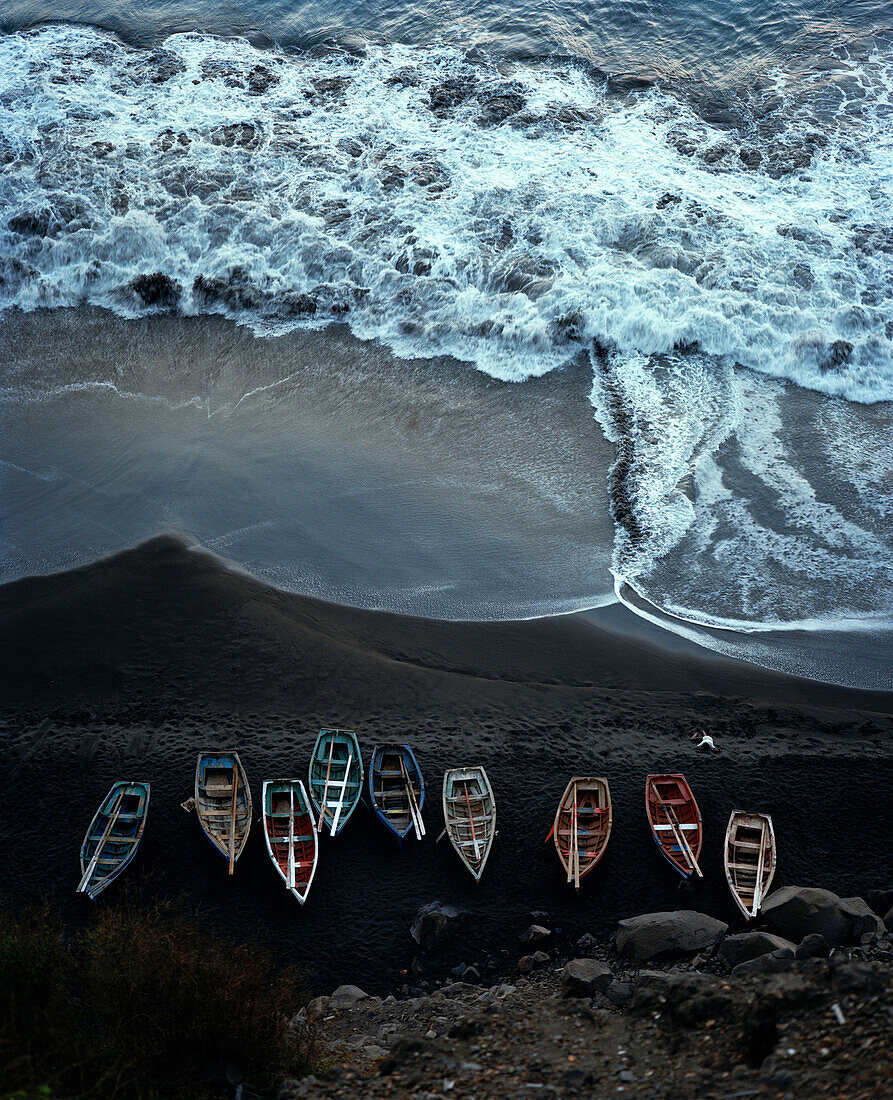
[731,949,796,979]
[561,958,613,997]
[329,985,368,1009]
[128,272,182,308]
[411,902,462,951]
[478,93,525,125]
[616,911,728,961]
[519,924,552,945]
[762,887,885,946]
[796,933,830,960]
[518,951,550,974]
[606,980,634,1007]
[718,931,797,968]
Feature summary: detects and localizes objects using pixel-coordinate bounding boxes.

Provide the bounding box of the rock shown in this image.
[718,931,797,967]
[461,966,481,984]
[329,984,368,1009]
[606,980,633,1007]
[561,958,613,997]
[830,959,885,994]
[519,924,551,945]
[841,897,886,938]
[761,887,885,946]
[731,949,795,979]
[478,93,525,125]
[616,911,728,961]
[576,932,596,951]
[128,272,182,308]
[410,902,462,951]
[796,933,830,959]
[632,972,735,1025]
[606,73,654,93]
[518,951,550,974]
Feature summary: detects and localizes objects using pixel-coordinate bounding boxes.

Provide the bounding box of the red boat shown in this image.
[645,774,703,879]
[262,779,318,904]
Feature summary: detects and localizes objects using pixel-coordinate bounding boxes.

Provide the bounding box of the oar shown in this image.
[228,763,239,875]
[329,750,352,837]
[77,789,125,895]
[751,825,767,917]
[317,737,335,833]
[567,788,576,885]
[573,789,580,889]
[652,781,703,878]
[399,756,424,840]
[464,782,481,864]
[287,783,295,890]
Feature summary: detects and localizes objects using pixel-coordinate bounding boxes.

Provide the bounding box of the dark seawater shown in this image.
[1,0,892,688]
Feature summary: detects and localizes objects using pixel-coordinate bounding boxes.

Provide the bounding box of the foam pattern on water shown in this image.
[1,24,892,399]
[1,24,892,640]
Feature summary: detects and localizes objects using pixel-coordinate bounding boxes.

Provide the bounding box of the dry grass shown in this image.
[0,903,316,1099]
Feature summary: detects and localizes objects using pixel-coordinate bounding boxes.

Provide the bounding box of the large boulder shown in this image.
[718,931,796,968]
[731,949,795,979]
[328,985,368,1009]
[761,887,884,946]
[561,958,613,997]
[410,902,462,951]
[616,911,728,961]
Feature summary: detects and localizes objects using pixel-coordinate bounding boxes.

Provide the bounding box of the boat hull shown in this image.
[645,774,703,879]
[308,729,364,836]
[553,776,611,887]
[725,811,776,919]
[195,752,252,871]
[262,779,318,903]
[443,766,496,881]
[78,781,150,900]
[369,743,426,842]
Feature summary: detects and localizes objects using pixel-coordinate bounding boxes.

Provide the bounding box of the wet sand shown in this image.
[1,535,891,992]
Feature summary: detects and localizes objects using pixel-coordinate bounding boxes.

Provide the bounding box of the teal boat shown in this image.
[77,781,150,899]
[308,729,363,837]
[195,752,252,874]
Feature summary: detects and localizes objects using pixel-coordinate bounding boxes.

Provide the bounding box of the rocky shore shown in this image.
[285,887,893,1099]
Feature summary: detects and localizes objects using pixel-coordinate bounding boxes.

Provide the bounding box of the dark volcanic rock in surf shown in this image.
[310,76,351,100]
[606,72,654,94]
[478,92,525,126]
[209,122,262,148]
[128,272,182,309]
[428,77,476,117]
[247,64,279,95]
[132,50,186,85]
[7,211,51,237]
[616,911,728,961]
[193,269,261,312]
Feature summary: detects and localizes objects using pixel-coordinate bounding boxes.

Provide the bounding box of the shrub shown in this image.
[0,903,315,1099]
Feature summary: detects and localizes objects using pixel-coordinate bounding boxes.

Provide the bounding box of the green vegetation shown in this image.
[0,903,316,1099]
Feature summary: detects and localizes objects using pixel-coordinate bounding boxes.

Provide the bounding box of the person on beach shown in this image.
[691,729,719,752]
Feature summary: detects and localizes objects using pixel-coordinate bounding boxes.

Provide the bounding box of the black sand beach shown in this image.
[1,535,890,993]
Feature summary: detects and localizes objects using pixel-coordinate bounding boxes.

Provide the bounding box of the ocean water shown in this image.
[1,1,892,687]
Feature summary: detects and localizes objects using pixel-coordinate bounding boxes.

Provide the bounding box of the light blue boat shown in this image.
[308,729,363,837]
[78,781,150,899]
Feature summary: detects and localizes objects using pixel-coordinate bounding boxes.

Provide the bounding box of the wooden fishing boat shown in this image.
[308,729,363,837]
[725,811,776,919]
[550,777,612,888]
[262,780,318,904]
[368,743,426,842]
[645,774,703,879]
[195,752,252,873]
[442,766,496,881]
[77,781,150,899]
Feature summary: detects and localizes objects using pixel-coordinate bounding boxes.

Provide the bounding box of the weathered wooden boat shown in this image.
[368,743,426,842]
[77,781,150,899]
[549,777,612,888]
[195,752,252,874]
[308,729,363,837]
[262,780,318,904]
[442,766,496,881]
[725,811,776,919]
[645,774,703,879]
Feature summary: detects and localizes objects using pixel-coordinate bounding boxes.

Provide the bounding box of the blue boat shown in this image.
[308,729,363,837]
[195,752,252,873]
[368,743,426,842]
[77,781,150,899]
